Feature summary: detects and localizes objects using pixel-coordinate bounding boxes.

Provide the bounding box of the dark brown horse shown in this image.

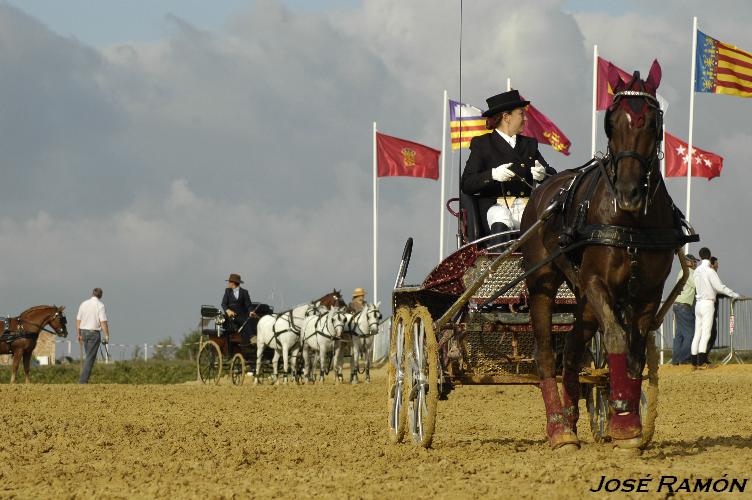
[521,60,687,450]
[316,289,346,309]
[0,305,68,383]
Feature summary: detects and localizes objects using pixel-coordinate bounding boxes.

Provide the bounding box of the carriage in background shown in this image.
[197,302,274,385]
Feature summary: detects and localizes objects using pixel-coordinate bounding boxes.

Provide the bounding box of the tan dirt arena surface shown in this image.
[2,364,751,499]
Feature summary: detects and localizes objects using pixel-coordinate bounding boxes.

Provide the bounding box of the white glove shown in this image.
[492,163,515,182]
[531,160,547,182]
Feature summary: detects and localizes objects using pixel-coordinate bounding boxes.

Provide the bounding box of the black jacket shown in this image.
[461,132,555,235]
[221,287,252,318]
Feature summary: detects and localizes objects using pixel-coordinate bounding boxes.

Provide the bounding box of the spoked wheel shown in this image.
[404,305,439,448]
[387,307,410,444]
[585,331,610,443]
[230,353,246,386]
[198,340,223,385]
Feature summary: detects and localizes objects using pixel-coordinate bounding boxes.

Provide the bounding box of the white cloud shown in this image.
[0,0,750,348]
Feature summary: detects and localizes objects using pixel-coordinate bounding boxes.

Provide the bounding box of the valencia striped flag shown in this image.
[696,30,752,98]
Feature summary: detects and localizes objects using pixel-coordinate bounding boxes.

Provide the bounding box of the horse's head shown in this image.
[21,305,68,337]
[48,306,69,338]
[605,60,663,213]
[364,302,382,336]
[328,306,347,339]
[317,289,345,309]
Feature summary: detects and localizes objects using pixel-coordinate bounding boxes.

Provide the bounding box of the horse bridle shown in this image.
[605,88,664,213]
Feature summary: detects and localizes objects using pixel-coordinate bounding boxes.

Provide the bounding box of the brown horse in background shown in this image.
[521,60,687,450]
[0,305,68,383]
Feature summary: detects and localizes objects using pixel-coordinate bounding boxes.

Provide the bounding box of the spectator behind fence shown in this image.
[707,256,723,353]
[691,248,746,370]
[672,254,699,365]
[77,288,109,384]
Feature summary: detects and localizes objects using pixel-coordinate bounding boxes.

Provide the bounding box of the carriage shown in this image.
[387,179,689,448]
[197,303,274,385]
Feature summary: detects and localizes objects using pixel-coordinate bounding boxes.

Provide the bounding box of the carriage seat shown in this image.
[459,192,520,247]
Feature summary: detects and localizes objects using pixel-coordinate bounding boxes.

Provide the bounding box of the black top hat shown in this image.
[226,273,244,284]
[482,89,530,117]
[685,254,699,262]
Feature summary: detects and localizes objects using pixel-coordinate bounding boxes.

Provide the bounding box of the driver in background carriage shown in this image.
[221,273,256,343]
[461,89,556,243]
[348,288,366,314]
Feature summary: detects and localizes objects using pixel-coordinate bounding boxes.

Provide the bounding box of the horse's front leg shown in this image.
[583,277,641,447]
[271,350,280,384]
[365,339,372,383]
[281,347,290,384]
[10,350,20,384]
[318,341,327,383]
[350,338,360,384]
[254,342,265,384]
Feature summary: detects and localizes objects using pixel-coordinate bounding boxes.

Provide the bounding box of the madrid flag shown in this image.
[376,133,440,179]
[664,132,723,180]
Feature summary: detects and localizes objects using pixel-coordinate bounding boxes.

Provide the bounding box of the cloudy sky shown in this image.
[1,0,750,355]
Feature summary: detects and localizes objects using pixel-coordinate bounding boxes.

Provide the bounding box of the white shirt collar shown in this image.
[495,129,516,148]
[699,259,710,268]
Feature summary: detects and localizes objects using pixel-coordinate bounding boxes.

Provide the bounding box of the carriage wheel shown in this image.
[230,353,246,386]
[404,305,439,448]
[639,331,659,448]
[198,341,223,385]
[585,331,610,443]
[387,306,411,444]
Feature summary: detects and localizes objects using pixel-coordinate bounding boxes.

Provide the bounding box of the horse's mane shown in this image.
[20,305,57,315]
[312,290,342,304]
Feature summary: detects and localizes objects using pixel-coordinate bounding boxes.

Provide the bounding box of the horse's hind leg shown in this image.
[271,350,280,384]
[22,350,33,384]
[562,300,598,435]
[529,275,579,450]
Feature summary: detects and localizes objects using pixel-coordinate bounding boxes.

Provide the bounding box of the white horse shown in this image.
[255,291,342,384]
[336,302,382,384]
[300,307,347,383]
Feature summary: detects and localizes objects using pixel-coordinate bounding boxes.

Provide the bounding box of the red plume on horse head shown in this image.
[608,59,662,95]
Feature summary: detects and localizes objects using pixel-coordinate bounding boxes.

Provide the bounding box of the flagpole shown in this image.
[685,17,698,253]
[439,90,448,261]
[373,121,378,305]
[506,77,511,91]
[592,44,598,158]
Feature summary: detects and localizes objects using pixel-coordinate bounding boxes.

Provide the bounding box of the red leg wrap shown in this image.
[561,370,580,434]
[607,353,642,441]
[540,378,579,449]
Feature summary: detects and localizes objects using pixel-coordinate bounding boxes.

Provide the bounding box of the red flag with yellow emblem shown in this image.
[521,97,571,156]
[596,57,632,110]
[376,133,440,179]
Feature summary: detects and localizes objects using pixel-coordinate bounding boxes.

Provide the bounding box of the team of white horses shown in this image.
[255,298,382,385]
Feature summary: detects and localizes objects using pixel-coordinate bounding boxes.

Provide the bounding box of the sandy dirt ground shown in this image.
[1,364,751,499]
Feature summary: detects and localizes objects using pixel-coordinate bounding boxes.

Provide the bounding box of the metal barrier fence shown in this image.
[656,297,752,363]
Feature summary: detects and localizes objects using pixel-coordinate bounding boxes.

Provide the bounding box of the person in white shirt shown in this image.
[691,248,744,369]
[76,288,110,383]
